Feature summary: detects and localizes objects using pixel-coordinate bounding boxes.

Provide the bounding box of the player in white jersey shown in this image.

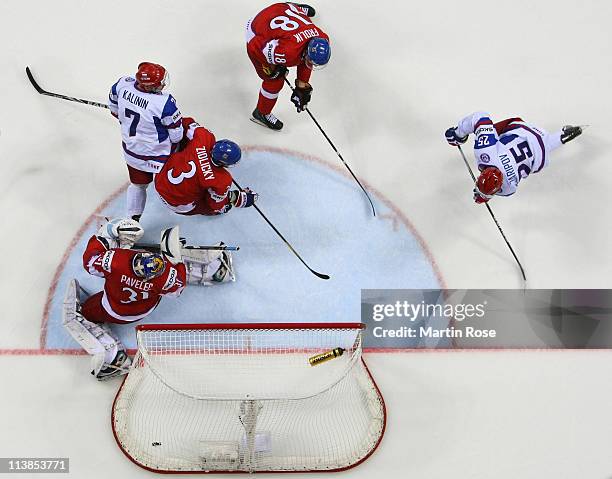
[108,62,184,221]
[445,112,583,203]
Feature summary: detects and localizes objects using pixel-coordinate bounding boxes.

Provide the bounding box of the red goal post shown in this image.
[112,322,386,473]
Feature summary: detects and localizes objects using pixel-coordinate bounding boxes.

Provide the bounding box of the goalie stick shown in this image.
[284,77,376,217]
[232,179,330,280]
[457,145,527,283]
[135,243,240,252]
[26,66,109,109]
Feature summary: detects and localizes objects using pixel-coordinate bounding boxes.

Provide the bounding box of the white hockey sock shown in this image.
[545,131,563,152]
[127,183,147,218]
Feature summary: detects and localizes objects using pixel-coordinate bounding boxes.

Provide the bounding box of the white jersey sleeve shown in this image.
[159,94,183,144]
[108,77,121,116]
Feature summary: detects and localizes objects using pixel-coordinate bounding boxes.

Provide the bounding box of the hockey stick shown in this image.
[135,243,240,252]
[26,66,109,109]
[232,179,330,280]
[457,145,527,283]
[284,77,376,217]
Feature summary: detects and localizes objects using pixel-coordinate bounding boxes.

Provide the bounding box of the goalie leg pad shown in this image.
[213,251,235,283]
[184,246,235,285]
[93,350,132,381]
[63,279,128,377]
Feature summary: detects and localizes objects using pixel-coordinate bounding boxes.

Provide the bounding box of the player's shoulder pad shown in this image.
[195,125,216,143]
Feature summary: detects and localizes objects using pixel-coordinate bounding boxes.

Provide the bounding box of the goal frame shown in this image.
[111,322,386,474]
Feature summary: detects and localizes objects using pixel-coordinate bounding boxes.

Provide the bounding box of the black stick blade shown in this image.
[311,270,331,280]
[26,66,45,94]
[233,179,330,280]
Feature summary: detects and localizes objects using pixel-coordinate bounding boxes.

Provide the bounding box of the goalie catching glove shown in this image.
[229,187,258,208]
[97,218,144,249]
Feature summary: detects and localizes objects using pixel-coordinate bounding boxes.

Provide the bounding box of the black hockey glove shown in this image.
[560,125,583,144]
[290,82,313,112]
[445,127,469,147]
[291,3,316,16]
[264,65,288,80]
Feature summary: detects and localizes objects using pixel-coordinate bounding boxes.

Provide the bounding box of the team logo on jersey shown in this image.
[480,153,491,163]
[101,250,115,273]
[209,187,228,202]
[264,39,280,64]
[162,267,177,291]
[476,125,494,134]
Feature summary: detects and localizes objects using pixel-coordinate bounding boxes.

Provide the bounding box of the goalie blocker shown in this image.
[62,220,236,380]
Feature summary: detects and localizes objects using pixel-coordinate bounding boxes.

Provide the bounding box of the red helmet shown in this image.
[476,167,503,197]
[135,62,168,92]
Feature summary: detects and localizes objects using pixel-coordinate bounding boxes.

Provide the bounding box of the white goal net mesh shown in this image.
[112,324,385,473]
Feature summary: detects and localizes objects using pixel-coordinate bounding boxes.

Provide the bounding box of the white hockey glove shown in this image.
[97,218,144,249]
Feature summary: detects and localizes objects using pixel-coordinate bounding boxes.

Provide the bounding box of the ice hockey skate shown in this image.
[250,108,284,131]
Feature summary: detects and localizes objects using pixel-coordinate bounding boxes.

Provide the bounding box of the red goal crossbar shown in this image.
[136,323,366,331]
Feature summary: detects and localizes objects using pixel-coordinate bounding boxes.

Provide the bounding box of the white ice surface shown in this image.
[1,0,612,477]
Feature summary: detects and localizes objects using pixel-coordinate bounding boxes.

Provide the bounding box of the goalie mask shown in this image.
[132,252,166,280]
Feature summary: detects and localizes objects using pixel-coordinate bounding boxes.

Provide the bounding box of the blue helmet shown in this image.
[132,252,166,280]
[211,140,242,167]
[306,37,331,69]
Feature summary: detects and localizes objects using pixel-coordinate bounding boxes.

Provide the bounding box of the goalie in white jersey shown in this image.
[108,62,184,221]
[445,113,583,203]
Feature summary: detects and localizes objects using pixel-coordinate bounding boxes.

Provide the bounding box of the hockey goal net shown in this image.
[112,323,385,473]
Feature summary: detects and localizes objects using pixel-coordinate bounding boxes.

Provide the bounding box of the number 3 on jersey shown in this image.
[167,160,197,185]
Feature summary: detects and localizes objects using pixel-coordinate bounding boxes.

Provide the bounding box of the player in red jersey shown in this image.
[246,3,330,130]
[62,218,186,381]
[80,229,186,324]
[154,117,258,216]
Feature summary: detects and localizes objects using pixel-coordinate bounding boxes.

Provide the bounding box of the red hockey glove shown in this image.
[473,188,490,204]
